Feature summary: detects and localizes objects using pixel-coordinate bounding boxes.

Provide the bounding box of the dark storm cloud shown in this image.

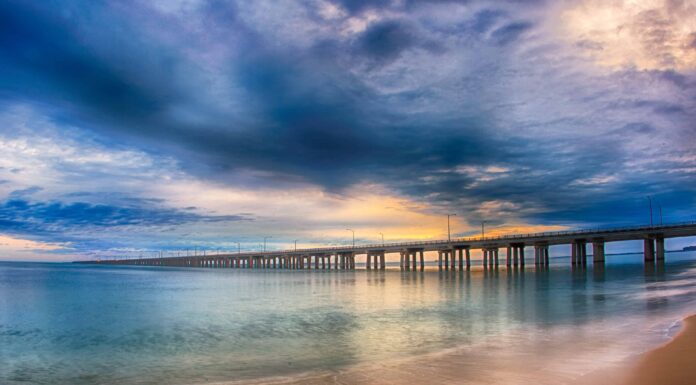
[0,1,178,133]
[490,21,533,45]
[0,0,503,194]
[8,187,43,199]
[0,198,250,239]
[0,0,695,242]
[358,20,418,61]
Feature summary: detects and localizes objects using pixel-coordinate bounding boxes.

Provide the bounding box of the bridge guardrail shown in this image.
[102,221,696,260]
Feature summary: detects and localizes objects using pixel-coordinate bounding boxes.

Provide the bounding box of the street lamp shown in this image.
[481,221,486,239]
[646,196,653,226]
[263,236,272,252]
[294,240,297,251]
[237,242,241,254]
[658,203,663,225]
[346,229,355,248]
[447,214,457,242]
[378,232,384,246]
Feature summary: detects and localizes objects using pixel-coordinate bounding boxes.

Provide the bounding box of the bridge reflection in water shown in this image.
[83,222,696,271]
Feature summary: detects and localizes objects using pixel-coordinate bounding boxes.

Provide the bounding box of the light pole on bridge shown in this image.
[379,232,384,246]
[659,203,663,225]
[346,229,355,248]
[447,214,456,242]
[263,236,272,252]
[646,196,654,226]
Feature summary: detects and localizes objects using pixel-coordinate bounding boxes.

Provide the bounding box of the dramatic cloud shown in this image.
[0,0,695,259]
[561,0,696,70]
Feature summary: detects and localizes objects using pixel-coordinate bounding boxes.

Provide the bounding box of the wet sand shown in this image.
[213,315,696,385]
[622,314,696,385]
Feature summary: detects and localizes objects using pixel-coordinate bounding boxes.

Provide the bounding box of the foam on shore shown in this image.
[208,312,693,385]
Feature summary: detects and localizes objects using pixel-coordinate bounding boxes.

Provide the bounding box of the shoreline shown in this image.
[621,314,696,385]
[207,314,696,385]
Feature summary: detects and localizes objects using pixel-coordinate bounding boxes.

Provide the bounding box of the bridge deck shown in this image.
[82,222,696,270]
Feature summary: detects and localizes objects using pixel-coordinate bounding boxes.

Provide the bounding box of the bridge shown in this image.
[82,222,696,271]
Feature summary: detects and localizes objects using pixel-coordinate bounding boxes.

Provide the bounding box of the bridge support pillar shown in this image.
[656,236,665,261]
[535,246,549,266]
[438,251,443,270]
[366,254,372,270]
[592,239,605,264]
[572,240,587,266]
[644,238,655,262]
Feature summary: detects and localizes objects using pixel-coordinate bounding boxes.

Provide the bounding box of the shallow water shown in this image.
[1,252,695,385]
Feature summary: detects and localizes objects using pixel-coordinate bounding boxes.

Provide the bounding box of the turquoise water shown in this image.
[1,252,695,385]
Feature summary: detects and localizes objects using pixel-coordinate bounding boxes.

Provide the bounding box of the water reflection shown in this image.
[1,255,695,385]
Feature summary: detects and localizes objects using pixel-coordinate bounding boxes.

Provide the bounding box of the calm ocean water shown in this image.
[1,252,696,385]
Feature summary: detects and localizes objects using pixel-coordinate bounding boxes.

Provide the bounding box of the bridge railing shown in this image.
[105,221,696,260]
[256,221,696,254]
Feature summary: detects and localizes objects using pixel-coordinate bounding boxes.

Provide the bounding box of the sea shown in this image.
[1,251,695,385]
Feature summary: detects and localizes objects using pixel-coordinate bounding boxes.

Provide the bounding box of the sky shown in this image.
[0,0,695,261]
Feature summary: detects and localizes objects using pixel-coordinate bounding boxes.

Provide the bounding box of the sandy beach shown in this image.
[209,314,696,385]
[622,314,696,385]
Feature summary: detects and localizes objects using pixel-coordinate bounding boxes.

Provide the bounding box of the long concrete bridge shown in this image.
[84,222,696,271]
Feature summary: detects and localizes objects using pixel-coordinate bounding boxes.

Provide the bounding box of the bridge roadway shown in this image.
[85,222,696,271]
